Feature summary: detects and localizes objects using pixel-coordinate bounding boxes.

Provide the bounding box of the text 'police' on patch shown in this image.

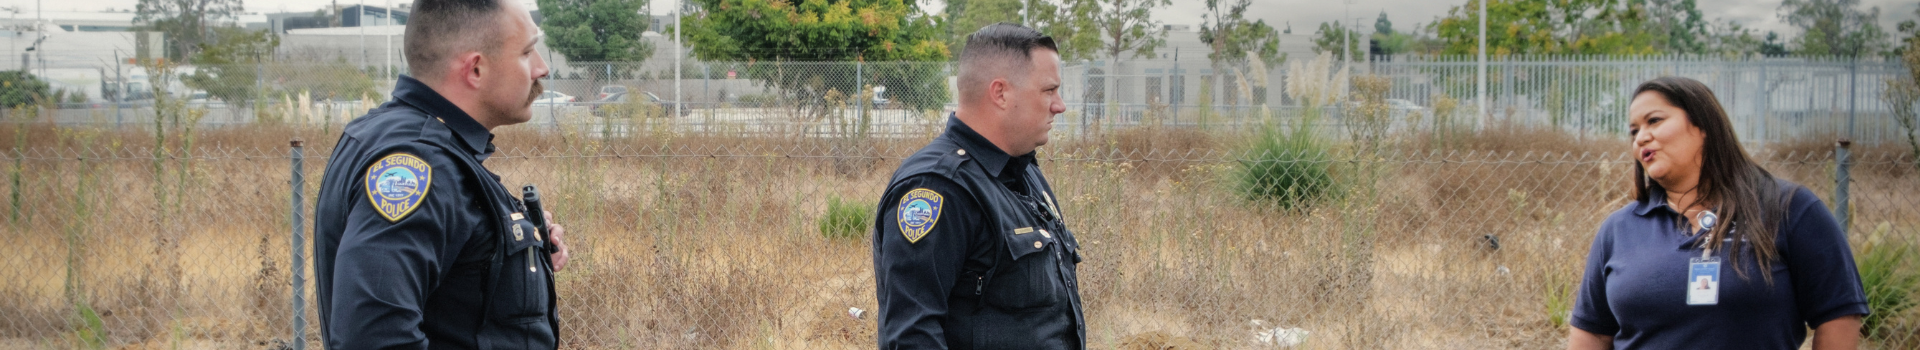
[365,153,433,222]
[898,188,944,244]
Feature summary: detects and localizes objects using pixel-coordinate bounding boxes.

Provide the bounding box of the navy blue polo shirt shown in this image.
[1572,179,1869,349]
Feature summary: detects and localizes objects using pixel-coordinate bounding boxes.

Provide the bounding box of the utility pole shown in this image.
[674,0,682,118]
[1477,0,1487,129]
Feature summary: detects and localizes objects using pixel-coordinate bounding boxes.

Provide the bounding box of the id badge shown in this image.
[1687,257,1721,305]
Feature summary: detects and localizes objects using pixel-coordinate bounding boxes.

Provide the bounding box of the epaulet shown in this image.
[885,140,973,189]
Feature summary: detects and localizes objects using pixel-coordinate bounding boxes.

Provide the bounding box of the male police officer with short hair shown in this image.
[874,23,1084,349]
[313,0,571,348]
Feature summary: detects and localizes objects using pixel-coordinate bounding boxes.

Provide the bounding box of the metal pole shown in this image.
[114,51,123,128]
[1847,57,1857,140]
[359,1,365,70]
[385,0,392,81]
[855,59,863,137]
[289,139,308,350]
[1835,140,1851,234]
[674,0,682,119]
[547,48,556,131]
[1477,0,1487,130]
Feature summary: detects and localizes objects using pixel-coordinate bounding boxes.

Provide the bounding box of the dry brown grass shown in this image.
[0,120,1914,349]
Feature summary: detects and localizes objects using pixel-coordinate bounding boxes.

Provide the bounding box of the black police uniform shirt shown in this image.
[314,75,558,349]
[873,115,1086,350]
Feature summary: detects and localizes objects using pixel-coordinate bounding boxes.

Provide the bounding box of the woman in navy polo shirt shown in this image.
[1568,77,1869,349]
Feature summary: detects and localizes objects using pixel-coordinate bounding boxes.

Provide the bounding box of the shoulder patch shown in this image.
[898,188,944,244]
[365,153,433,222]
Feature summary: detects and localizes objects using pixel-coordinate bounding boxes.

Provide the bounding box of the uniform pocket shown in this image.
[492,220,550,321]
[983,228,1062,311]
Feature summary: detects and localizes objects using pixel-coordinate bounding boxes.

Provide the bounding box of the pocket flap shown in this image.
[505,219,544,252]
[1002,226,1055,261]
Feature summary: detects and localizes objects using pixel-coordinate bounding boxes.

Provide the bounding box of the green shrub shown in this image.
[0,71,51,108]
[737,93,779,106]
[818,195,873,241]
[602,97,664,119]
[1859,239,1920,340]
[1236,114,1335,210]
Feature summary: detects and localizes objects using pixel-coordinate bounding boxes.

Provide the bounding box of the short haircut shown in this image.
[957,23,1058,104]
[405,0,507,81]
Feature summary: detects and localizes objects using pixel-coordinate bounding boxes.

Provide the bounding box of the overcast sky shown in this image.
[16,0,1920,39]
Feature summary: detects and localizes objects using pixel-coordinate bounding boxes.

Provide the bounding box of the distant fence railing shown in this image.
[12,56,1919,144]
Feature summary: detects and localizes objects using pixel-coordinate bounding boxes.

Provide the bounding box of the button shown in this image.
[1033,241,1044,249]
[956,149,967,156]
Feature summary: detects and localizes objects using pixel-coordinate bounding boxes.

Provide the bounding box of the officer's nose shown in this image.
[532,53,551,80]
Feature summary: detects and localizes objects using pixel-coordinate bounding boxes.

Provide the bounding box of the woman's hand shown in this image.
[1812,315,1864,350]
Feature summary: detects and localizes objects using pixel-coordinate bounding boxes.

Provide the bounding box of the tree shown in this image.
[677,0,950,111]
[1778,0,1888,57]
[183,26,277,114]
[1699,21,1764,56]
[1894,7,1920,57]
[946,0,1102,61]
[1312,21,1363,59]
[1761,31,1791,56]
[133,0,245,62]
[1634,0,1709,54]
[1374,11,1394,36]
[1428,0,1767,56]
[1431,0,1660,56]
[0,71,52,109]
[536,0,656,85]
[1198,0,1283,69]
[1886,7,1920,160]
[1092,0,1170,62]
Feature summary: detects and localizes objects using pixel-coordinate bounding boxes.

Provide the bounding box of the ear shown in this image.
[989,78,1010,110]
[454,52,486,89]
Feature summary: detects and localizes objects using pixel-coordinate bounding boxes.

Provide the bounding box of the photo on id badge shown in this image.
[1688,257,1720,305]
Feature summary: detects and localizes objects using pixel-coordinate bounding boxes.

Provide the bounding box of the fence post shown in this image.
[855,59,863,138]
[289,139,308,350]
[1835,139,1851,235]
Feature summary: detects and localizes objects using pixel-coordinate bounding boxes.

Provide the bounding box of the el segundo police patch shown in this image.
[365,153,432,222]
[898,188,944,244]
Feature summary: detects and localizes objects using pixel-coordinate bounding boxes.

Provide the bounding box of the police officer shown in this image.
[312,0,570,348]
[874,23,1083,349]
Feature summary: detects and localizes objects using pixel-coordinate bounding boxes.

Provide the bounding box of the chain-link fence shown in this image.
[17,54,1920,145]
[0,122,1916,349]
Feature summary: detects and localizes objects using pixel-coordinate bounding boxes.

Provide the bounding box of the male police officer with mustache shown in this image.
[312,0,573,348]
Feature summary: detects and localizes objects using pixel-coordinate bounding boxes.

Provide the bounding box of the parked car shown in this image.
[1386,99,1426,112]
[589,92,693,117]
[596,85,629,100]
[870,86,889,108]
[186,91,227,109]
[639,92,692,116]
[533,90,575,105]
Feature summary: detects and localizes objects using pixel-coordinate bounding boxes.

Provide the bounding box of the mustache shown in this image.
[525,80,545,105]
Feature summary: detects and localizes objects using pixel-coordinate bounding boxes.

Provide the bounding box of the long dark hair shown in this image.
[1631,76,1790,281]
